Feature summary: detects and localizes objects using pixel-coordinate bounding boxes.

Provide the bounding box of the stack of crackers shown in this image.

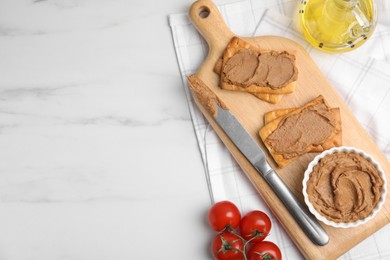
[259,96,342,168]
[214,37,298,104]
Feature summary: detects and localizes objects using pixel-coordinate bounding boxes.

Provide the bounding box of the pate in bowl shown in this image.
[302,146,387,228]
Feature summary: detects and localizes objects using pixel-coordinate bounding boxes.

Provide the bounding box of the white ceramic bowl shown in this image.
[302,146,387,228]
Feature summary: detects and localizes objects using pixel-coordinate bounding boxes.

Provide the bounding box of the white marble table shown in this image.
[0,0,221,259]
[3,0,390,259]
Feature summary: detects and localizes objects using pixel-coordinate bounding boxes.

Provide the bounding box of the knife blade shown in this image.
[215,104,329,246]
[187,75,329,246]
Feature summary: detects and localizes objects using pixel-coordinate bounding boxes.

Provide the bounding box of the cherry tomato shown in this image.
[208,201,241,231]
[211,231,245,260]
[239,210,271,243]
[247,241,282,260]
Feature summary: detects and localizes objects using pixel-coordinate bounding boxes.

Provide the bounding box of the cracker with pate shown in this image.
[259,95,342,168]
[219,37,298,95]
[214,56,283,104]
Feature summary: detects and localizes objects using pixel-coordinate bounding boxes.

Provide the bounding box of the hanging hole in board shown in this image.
[198,6,210,18]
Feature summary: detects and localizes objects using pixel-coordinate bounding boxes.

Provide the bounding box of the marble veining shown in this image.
[0,4,211,258]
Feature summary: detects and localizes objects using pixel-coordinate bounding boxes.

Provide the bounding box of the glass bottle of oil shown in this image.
[299,0,377,52]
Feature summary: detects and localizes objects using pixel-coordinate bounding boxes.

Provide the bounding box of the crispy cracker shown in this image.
[214,56,284,104]
[264,108,297,124]
[263,96,325,125]
[220,37,297,95]
[259,96,342,168]
[251,92,284,104]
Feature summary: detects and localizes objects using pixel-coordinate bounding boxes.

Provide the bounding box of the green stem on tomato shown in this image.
[224,227,270,260]
[219,224,233,234]
[224,229,247,260]
[238,229,266,260]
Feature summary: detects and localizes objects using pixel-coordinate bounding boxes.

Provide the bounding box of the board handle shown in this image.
[189,0,234,50]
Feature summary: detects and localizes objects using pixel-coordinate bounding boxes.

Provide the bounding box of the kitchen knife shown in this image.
[188,75,329,246]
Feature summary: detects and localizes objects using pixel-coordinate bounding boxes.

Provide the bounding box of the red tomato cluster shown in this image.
[208,201,282,260]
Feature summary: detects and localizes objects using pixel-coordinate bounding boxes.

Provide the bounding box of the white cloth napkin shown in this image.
[169,0,390,259]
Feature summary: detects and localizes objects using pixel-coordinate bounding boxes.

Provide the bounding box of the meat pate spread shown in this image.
[265,102,337,159]
[222,49,298,89]
[307,152,384,223]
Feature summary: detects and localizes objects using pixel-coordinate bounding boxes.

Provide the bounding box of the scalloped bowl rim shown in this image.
[302,146,387,228]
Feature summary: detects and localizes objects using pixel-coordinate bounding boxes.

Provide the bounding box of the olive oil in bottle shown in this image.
[299,0,376,52]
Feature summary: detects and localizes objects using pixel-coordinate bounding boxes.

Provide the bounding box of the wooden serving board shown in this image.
[188,0,390,259]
